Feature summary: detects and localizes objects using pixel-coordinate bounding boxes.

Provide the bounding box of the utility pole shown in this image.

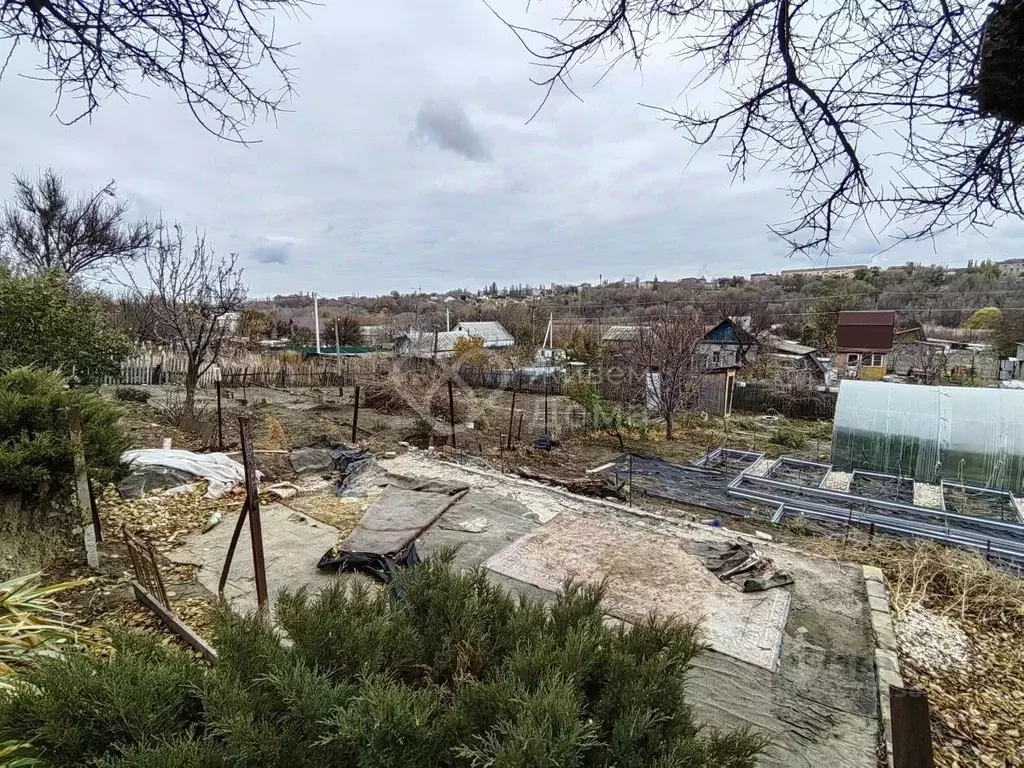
[446,306,451,332]
[313,293,321,354]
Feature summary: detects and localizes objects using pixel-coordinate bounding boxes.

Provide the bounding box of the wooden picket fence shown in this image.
[105,352,348,389]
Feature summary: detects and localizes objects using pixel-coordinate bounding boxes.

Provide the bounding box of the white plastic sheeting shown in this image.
[121,449,252,498]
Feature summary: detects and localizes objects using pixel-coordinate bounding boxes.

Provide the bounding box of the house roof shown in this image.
[767,337,818,356]
[837,311,897,352]
[454,321,515,345]
[703,318,755,345]
[398,330,469,356]
[601,325,641,342]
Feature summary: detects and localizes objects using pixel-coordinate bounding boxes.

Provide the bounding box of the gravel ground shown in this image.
[744,458,770,476]
[821,471,852,492]
[894,603,972,673]
[914,482,944,509]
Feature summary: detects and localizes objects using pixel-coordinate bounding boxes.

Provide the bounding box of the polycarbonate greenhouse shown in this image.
[831,380,1024,494]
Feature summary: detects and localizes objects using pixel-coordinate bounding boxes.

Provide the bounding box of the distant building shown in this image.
[700,318,754,370]
[749,272,774,283]
[601,325,642,344]
[835,310,897,380]
[999,259,1024,278]
[761,337,829,382]
[452,321,515,348]
[396,330,469,359]
[781,264,868,279]
[216,311,241,334]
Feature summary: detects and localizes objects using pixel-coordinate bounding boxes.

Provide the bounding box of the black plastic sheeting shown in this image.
[316,540,421,586]
[599,454,752,517]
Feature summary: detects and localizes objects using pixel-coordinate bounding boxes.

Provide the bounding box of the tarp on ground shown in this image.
[597,454,752,517]
[121,449,253,498]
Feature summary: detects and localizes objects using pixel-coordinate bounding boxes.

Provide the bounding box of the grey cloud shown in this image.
[413,99,491,162]
[252,243,292,265]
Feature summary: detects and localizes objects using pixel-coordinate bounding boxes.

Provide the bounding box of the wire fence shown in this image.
[731,384,837,419]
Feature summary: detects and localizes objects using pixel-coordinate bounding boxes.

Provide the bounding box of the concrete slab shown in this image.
[483,513,790,670]
[167,503,341,615]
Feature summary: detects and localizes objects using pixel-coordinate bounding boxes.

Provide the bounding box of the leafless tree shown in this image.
[128,224,246,415]
[627,311,706,439]
[335,315,364,347]
[1,169,151,276]
[892,340,951,383]
[110,291,161,343]
[0,1,304,142]
[507,0,1024,252]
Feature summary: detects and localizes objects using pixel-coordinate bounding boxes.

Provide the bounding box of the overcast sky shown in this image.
[1,1,1020,297]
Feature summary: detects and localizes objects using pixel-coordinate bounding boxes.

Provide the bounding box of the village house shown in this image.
[452,321,515,349]
[835,310,897,380]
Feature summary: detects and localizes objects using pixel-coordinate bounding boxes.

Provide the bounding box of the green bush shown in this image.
[771,424,806,450]
[0,556,766,767]
[0,367,128,504]
[113,387,151,404]
[0,269,130,385]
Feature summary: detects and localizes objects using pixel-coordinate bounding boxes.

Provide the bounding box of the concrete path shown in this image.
[167,503,341,615]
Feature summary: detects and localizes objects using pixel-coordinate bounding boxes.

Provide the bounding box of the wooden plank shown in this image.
[238,417,269,612]
[67,408,99,567]
[890,687,934,768]
[131,581,218,664]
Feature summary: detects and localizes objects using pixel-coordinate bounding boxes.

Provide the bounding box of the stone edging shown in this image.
[864,564,904,768]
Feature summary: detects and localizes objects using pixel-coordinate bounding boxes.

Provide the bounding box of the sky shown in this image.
[1,1,1021,297]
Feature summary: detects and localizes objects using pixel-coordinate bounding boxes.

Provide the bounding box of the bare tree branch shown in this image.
[512,0,1024,252]
[0,0,306,143]
[1,168,152,276]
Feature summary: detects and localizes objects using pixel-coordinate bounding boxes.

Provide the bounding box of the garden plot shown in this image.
[849,470,915,504]
[941,482,1022,523]
[765,456,832,487]
[692,447,765,474]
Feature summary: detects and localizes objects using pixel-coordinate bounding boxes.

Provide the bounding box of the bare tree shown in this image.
[335,315,364,347]
[129,224,246,416]
[507,0,1024,252]
[892,340,951,384]
[0,1,303,142]
[1,169,151,276]
[627,312,706,439]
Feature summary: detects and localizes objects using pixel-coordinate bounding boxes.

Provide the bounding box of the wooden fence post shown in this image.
[448,379,457,449]
[239,417,269,613]
[890,687,934,768]
[68,408,100,566]
[352,386,361,443]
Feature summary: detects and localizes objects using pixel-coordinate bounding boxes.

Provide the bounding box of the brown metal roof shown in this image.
[837,311,897,352]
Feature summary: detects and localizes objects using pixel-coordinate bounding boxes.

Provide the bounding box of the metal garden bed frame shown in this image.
[939,480,1023,523]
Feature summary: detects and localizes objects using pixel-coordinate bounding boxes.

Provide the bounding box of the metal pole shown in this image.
[215,379,223,450]
[239,417,269,613]
[313,293,321,354]
[544,379,549,435]
[448,379,457,449]
[507,385,517,450]
[334,319,343,397]
[352,386,360,443]
[517,413,524,441]
[628,454,633,506]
